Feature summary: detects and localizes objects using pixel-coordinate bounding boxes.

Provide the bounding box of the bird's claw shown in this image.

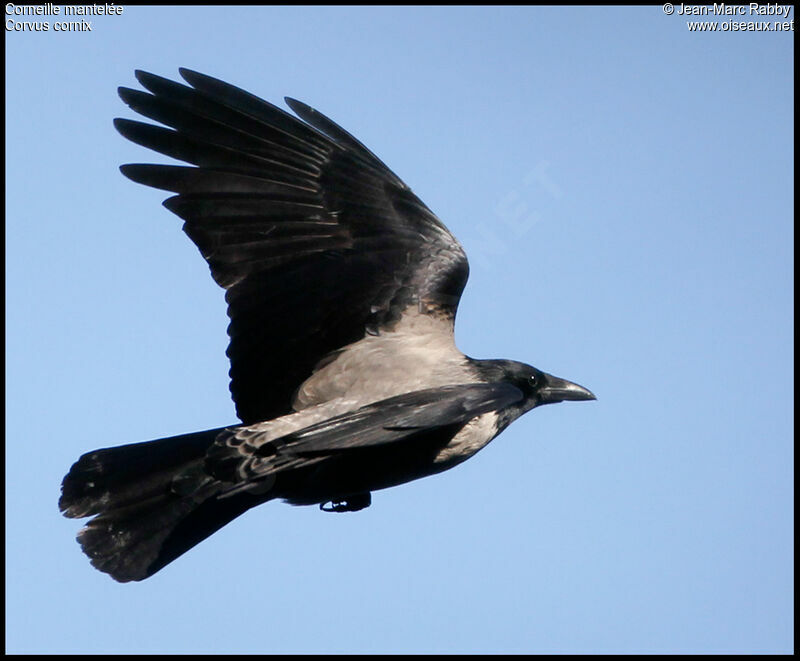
[320,492,371,512]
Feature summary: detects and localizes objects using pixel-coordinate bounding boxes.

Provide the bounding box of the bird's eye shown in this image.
[528,374,538,387]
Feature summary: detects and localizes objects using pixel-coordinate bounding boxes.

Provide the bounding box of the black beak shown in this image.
[539,373,596,404]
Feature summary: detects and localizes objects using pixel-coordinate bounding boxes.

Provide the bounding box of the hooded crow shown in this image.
[59,69,595,582]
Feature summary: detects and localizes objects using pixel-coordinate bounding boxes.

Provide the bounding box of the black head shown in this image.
[473,359,595,418]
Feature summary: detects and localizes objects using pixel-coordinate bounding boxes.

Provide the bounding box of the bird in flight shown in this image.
[60,69,595,582]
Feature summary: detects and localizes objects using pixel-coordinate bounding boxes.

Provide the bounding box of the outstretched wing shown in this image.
[116,69,469,424]
[206,383,523,493]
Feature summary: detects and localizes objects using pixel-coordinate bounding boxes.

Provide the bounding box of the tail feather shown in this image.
[59,427,268,582]
[59,428,226,518]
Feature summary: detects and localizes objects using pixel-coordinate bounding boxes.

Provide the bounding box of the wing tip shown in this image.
[284,97,308,114]
[177,66,201,84]
[112,116,135,133]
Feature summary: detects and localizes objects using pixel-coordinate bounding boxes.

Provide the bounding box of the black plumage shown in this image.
[60,69,595,582]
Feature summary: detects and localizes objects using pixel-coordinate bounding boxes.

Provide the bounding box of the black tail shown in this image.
[59,427,268,582]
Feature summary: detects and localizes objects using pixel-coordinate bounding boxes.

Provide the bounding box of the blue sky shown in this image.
[5,5,793,654]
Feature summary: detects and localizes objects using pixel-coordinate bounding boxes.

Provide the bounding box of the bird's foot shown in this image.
[320,492,371,513]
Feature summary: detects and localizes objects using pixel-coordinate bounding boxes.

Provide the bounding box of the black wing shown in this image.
[206,382,523,493]
[116,69,470,424]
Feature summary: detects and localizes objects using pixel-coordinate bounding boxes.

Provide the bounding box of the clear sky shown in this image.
[5,5,793,654]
